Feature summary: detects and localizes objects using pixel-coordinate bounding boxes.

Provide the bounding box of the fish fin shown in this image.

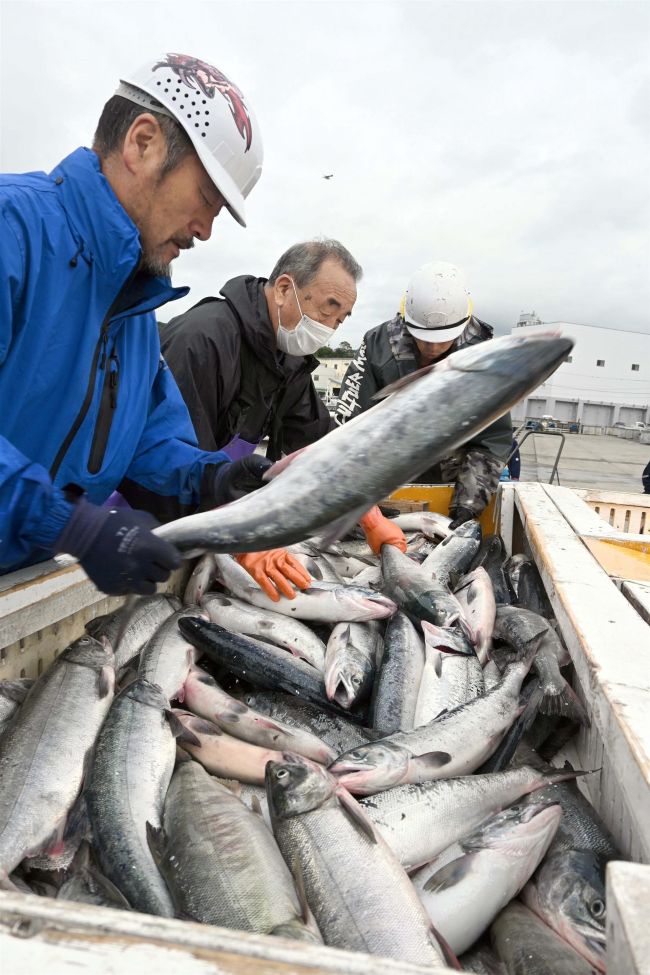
[145,821,166,868]
[61,791,89,847]
[174,745,193,763]
[410,751,452,774]
[165,709,205,746]
[422,854,477,893]
[87,865,132,909]
[290,858,318,932]
[430,923,462,971]
[539,680,590,726]
[335,786,379,843]
[180,714,221,737]
[254,715,294,735]
[250,795,264,817]
[371,363,436,400]
[98,665,114,698]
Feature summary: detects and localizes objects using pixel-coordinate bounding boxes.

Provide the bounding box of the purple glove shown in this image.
[56,497,181,596]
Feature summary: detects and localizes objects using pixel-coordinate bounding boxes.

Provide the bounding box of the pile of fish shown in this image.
[0,508,618,974]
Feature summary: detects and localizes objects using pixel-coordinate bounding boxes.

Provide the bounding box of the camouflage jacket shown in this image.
[333,314,512,517]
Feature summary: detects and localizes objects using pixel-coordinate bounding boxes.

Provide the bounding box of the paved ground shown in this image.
[517,432,649,492]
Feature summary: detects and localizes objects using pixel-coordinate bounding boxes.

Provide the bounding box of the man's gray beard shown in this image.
[140,252,173,278]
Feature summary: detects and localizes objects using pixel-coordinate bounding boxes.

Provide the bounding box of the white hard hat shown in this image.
[402,261,472,342]
[117,53,263,227]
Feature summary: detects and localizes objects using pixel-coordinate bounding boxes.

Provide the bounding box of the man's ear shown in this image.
[122,113,166,176]
[273,274,293,308]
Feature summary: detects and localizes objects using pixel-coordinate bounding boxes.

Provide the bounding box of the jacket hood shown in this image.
[219,274,319,376]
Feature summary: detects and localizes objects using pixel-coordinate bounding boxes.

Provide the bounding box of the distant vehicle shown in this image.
[613,421,646,430]
[613,421,626,428]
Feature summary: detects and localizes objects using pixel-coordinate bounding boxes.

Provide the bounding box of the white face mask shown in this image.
[276,279,334,355]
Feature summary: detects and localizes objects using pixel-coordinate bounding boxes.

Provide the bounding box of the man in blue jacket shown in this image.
[0,53,309,598]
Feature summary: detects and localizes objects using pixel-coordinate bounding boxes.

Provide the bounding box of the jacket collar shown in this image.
[50,148,188,315]
[387,313,493,362]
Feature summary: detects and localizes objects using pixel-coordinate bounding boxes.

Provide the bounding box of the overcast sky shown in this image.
[1,0,648,347]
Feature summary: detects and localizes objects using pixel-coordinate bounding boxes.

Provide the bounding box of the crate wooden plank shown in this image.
[0,892,452,975]
[622,582,650,624]
[513,483,650,863]
[542,485,649,549]
[607,862,650,975]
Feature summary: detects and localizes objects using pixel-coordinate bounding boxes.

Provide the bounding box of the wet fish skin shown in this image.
[202,591,326,671]
[454,567,496,665]
[412,800,562,955]
[241,690,377,754]
[178,617,367,722]
[522,849,607,973]
[381,544,466,628]
[330,650,536,795]
[370,611,425,734]
[421,520,482,586]
[266,756,449,966]
[419,623,485,718]
[138,608,206,702]
[85,678,178,916]
[490,901,598,974]
[86,594,181,671]
[360,764,581,870]
[149,759,318,940]
[155,333,573,555]
[183,665,336,764]
[324,622,380,710]
[460,943,507,974]
[469,535,511,605]
[515,560,555,620]
[173,710,287,785]
[0,636,115,881]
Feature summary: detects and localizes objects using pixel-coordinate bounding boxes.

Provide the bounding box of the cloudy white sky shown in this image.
[1,0,648,346]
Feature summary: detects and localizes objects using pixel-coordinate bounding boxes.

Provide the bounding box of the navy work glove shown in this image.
[212,455,273,506]
[448,506,476,530]
[55,497,181,596]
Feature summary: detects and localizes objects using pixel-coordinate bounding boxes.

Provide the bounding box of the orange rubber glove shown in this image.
[358,506,407,555]
[235,549,312,602]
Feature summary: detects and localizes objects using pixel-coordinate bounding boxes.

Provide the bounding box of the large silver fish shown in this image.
[213,554,396,623]
[266,756,452,966]
[86,594,181,671]
[156,333,573,555]
[0,636,114,882]
[324,621,381,709]
[202,591,326,670]
[85,679,178,916]
[411,800,562,954]
[370,611,425,734]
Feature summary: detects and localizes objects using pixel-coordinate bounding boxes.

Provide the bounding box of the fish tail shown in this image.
[539,679,590,725]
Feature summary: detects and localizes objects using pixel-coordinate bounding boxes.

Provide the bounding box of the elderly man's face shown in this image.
[275,258,357,332]
[132,151,225,276]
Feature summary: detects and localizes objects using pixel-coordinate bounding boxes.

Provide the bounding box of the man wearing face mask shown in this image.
[334,261,513,528]
[160,238,406,601]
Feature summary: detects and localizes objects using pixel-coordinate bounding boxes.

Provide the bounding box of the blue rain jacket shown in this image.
[0,147,230,571]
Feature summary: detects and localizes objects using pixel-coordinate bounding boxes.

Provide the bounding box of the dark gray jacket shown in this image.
[334,315,513,516]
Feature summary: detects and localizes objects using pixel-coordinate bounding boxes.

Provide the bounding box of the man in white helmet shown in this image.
[0,53,288,598]
[334,262,513,528]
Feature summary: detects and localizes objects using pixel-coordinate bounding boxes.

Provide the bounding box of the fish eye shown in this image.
[275,768,289,780]
[510,805,521,813]
[352,676,361,686]
[590,899,606,919]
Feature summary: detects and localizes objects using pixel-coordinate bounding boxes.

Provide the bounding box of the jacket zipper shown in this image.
[87,345,120,474]
[49,268,137,482]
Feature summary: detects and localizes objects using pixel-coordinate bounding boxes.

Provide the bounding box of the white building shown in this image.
[314,356,354,379]
[510,317,650,427]
[311,364,344,405]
